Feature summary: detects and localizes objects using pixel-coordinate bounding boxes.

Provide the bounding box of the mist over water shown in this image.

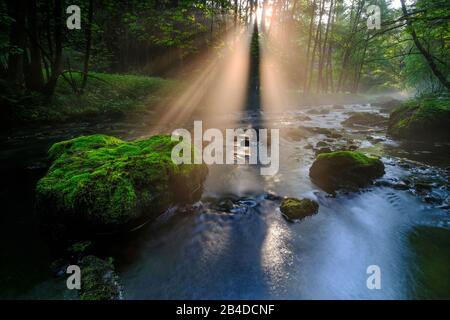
[0,101,448,300]
[106,104,448,300]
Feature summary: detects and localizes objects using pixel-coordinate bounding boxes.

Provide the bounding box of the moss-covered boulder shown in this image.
[342,112,388,127]
[79,256,121,300]
[309,151,384,192]
[280,197,319,221]
[409,227,450,299]
[388,96,450,141]
[36,134,208,238]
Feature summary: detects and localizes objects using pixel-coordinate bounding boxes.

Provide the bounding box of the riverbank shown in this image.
[0,73,174,128]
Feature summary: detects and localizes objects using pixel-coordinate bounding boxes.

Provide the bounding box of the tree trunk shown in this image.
[6,0,26,87]
[317,0,333,93]
[44,0,63,95]
[337,0,364,92]
[353,34,369,93]
[306,0,325,93]
[26,0,45,91]
[81,0,94,90]
[302,0,317,94]
[400,0,450,90]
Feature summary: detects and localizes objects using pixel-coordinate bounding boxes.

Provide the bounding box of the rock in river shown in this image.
[342,112,388,127]
[36,134,208,238]
[280,197,319,221]
[388,96,450,141]
[309,151,385,193]
[79,255,121,300]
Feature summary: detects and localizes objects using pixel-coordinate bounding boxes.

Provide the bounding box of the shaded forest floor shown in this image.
[0,73,175,127]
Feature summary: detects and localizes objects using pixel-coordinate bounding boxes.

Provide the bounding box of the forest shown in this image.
[1,0,449,124]
[0,0,449,301]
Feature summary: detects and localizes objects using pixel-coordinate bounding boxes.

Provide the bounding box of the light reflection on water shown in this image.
[114,105,448,299]
[9,103,448,300]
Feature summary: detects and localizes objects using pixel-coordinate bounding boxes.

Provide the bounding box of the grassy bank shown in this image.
[1,72,174,125]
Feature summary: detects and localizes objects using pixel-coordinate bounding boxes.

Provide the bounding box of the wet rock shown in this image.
[295,115,312,121]
[281,127,313,141]
[424,195,442,204]
[309,151,385,193]
[35,134,208,238]
[217,199,235,212]
[388,96,450,142]
[315,147,332,156]
[394,181,411,190]
[400,163,412,169]
[328,132,343,139]
[79,255,121,300]
[203,196,235,212]
[50,259,70,278]
[316,141,328,148]
[333,104,345,109]
[414,182,433,194]
[342,112,388,127]
[304,144,314,150]
[366,135,385,143]
[375,179,410,190]
[280,197,319,221]
[265,193,283,201]
[336,143,359,152]
[311,127,332,135]
[308,108,329,115]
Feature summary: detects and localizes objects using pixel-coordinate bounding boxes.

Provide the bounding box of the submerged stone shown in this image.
[309,151,385,193]
[36,134,208,238]
[79,256,121,300]
[280,197,319,221]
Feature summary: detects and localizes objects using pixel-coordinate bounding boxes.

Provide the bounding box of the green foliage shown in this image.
[69,241,92,254]
[6,72,171,123]
[400,0,450,93]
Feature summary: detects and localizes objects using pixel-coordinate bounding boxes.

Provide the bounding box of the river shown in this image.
[0,101,449,299]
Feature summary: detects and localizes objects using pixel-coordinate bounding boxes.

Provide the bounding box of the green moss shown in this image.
[79,255,121,300]
[280,197,319,221]
[409,227,450,299]
[48,134,123,161]
[69,241,91,254]
[36,134,207,236]
[388,95,450,140]
[316,151,381,167]
[310,151,384,192]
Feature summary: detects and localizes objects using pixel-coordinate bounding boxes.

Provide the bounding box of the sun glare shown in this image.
[256,2,274,28]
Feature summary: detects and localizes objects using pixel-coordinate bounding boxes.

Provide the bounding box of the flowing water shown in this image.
[0,102,449,299]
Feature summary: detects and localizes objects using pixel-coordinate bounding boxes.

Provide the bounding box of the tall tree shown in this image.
[6,0,26,87]
[25,0,45,91]
[81,0,94,91]
[400,0,450,90]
